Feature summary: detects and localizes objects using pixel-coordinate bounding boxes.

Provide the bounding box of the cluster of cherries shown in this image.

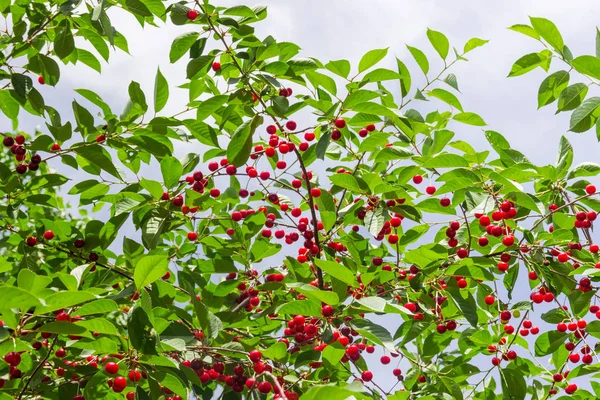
[2,134,42,174]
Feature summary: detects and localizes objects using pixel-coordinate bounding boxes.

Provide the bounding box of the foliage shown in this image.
[0,2,599,400]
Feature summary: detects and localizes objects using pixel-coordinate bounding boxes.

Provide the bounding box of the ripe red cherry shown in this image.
[388,234,399,244]
[425,186,436,195]
[112,376,127,392]
[128,370,141,382]
[502,235,514,246]
[457,278,468,289]
[186,9,199,20]
[380,355,390,365]
[56,312,71,322]
[586,184,596,195]
[557,252,569,262]
[26,236,37,247]
[126,392,135,400]
[187,232,198,241]
[105,362,119,375]
[310,188,321,198]
[361,371,373,382]
[412,175,423,184]
[249,350,262,362]
[211,62,221,72]
[4,352,21,366]
[440,198,451,207]
[478,237,489,247]
[322,305,334,316]
[334,118,346,129]
[38,75,45,85]
[484,295,495,305]
[566,383,578,394]
[257,381,272,394]
[43,230,54,240]
[51,143,61,151]
[285,120,297,131]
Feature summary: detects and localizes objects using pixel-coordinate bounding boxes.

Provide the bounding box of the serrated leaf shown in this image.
[134,255,169,289]
[406,45,429,75]
[463,37,489,53]
[313,259,356,287]
[570,97,600,133]
[154,68,169,113]
[358,48,388,73]
[169,32,199,63]
[427,88,463,111]
[507,51,552,77]
[426,28,450,60]
[160,156,183,189]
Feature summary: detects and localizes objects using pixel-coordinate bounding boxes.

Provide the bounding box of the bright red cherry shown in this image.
[412,175,423,184]
[310,188,321,198]
[484,295,495,305]
[43,230,54,240]
[211,62,221,71]
[257,381,272,394]
[105,362,119,375]
[334,118,346,129]
[425,186,436,195]
[249,350,262,362]
[112,376,127,392]
[361,371,373,382]
[187,232,198,241]
[586,184,596,195]
[186,9,199,20]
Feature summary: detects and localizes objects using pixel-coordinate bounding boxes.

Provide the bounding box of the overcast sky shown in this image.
[17,0,600,394]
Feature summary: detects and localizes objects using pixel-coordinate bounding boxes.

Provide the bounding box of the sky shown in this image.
[13,0,600,396]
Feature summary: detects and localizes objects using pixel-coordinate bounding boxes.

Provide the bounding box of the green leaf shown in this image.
[556,135,573,176]
[568,162,600,179]
[128,306,157,355]
[352,319,396,352]
[463,37,489,53]
[534,331,568,356]
[74,299,119,316]
[447,287,478,327]
[186,55,214,79]
[537,70,569,108]
[277,299,322,317]
[227,116,261,167]
[160,156,183,189]
[570,97,600,133]
[154,68,169,113]
[329,173,362,193]
[422,153,469,168]
[530,16,564,53]
[126,0,152,17]
[169,32,199,63]
[77,48,101,72]
[364,207,385,237]
[313,259,356,287]
[597,28,600,58]
[396,58,412,97]
[128,81,148,113]
[75,318,118,335]
[444,73,459,91]
[453,112,486,126]
[427,88,463,111]
[134,255,169,289]
[324,59,351,79]
[358,48,388,73]
[406,45,429,75]
[557,83,588,112]
[77,145,122,180]
[500,366,527,400]
[75,89,112,117]
[507,51,552,77]
[426,28,450,60]
[54,22,75,59]
[508,24,540,40]
[0,90,19,120]
[0,286,42,310]
[11,73,32,98]
[571,55,600,80]
[286,283,339,305]
[194,301,222,339]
